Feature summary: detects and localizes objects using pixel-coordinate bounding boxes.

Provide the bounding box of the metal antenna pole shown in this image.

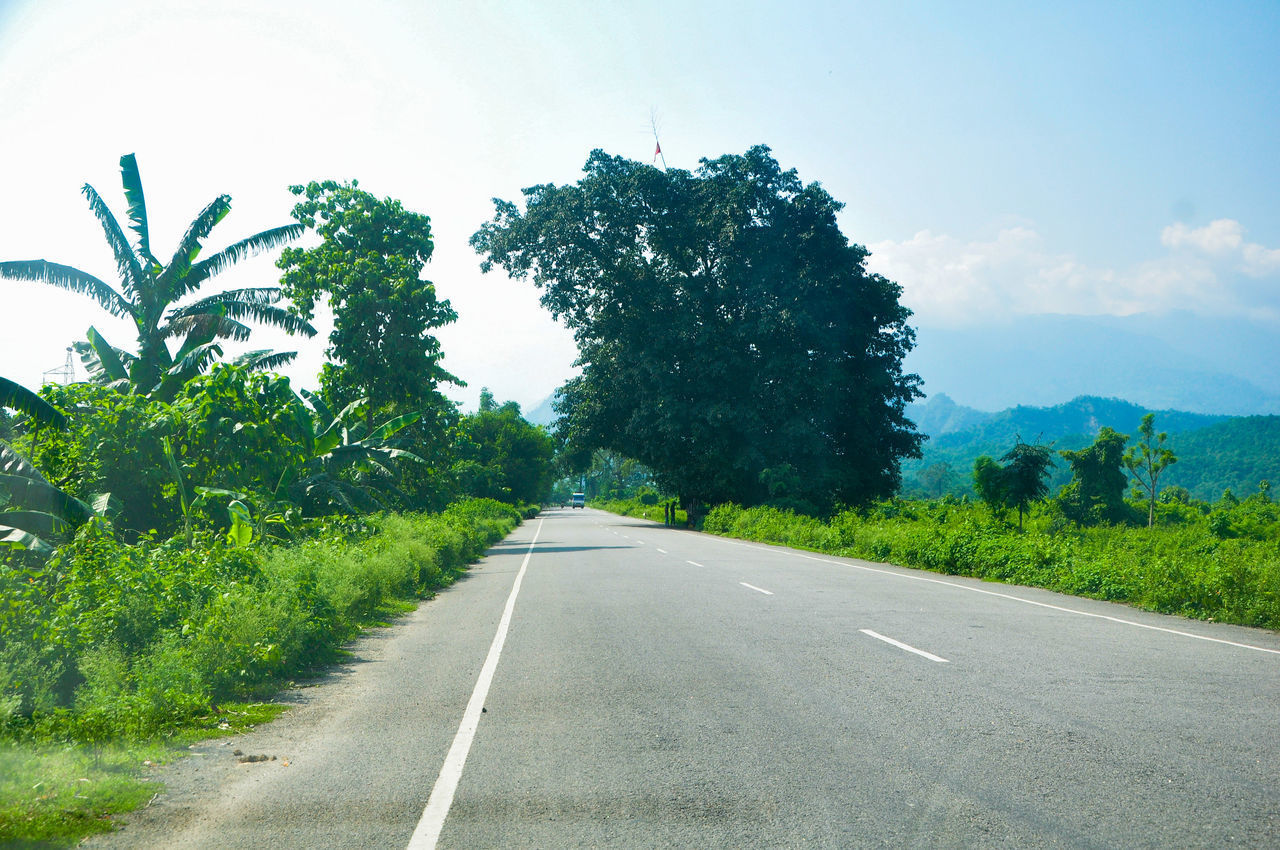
[650,111,668,170]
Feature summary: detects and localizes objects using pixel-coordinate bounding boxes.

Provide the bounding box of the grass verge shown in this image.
[593,497,686,526]
[698,501,1280,631]
[0,499,524,845]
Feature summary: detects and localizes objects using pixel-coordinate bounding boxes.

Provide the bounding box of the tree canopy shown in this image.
[1058,426,1132,525]
[452,393,556,505]
[472,146,922,513]
[278,180,460,426]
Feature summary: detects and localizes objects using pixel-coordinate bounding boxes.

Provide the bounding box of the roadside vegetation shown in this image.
[0,155,553,845]
[0,501,522,844]
[596,421,1280,633]
[701,496,1280,631]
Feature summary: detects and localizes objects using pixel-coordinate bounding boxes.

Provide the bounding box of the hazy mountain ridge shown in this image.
[525,394,558,427]
[923,395,1226,450]
[904,393,993,436]
[906,311,1280,416]
[903,393,1276,501]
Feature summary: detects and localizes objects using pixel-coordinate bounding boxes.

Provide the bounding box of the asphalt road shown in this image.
[94,507,1280,848]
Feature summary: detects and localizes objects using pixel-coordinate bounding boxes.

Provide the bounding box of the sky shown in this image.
[1,0,1277,412]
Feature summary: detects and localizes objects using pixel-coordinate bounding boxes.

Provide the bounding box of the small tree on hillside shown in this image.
[1122,413,1177,528]
[1058,426,1131,525]
[1001,438,1054,530]
[973,455,1007,518]
[919,461,956,499]
[972,437,1054,530]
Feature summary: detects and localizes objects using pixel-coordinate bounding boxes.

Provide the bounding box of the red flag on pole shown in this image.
[653,141,662,162]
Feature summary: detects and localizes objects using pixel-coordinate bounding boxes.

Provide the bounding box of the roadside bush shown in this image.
[0,499,521,743]
[596,497,686,525]
[696,500,1280,631]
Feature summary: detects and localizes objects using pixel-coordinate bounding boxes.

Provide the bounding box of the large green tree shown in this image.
[277,180,460,430]
[472,146,922,515]
[0,154,314,395]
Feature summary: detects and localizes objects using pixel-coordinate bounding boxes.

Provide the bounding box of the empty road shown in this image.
[95,507,1280,848]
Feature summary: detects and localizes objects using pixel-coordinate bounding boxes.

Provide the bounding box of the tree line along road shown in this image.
[91,507,1280,849]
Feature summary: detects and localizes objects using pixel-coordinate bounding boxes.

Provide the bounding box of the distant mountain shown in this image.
[906,312,1280,416]
[905,393,993,436]
[525,393,558,427]
[902,395,1231,498]
[928,396,1225,451]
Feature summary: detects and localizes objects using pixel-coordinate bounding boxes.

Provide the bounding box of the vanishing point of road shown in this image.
[91,507,1280,848]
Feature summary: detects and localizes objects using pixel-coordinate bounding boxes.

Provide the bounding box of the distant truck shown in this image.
[570,493,586,509]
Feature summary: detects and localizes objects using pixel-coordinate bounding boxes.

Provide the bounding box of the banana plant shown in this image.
[192,487,293,546]
[0,153,316,396]
[0,376,68,430]
[74,325,299,402]
[279,392,427,514]
[0,376,86,554]
[0,442,114,556]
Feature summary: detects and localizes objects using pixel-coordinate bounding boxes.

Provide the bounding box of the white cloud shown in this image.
[1161,219,1243,254]
[1161,218,1280,278]
[868,219,1280,327]
[1242,242,1280,277]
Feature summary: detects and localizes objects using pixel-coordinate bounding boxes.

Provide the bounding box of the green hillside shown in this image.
[902,395,1241,500]
[1160,416,1280,501]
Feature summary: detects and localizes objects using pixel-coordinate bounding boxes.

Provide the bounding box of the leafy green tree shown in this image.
[1058,426,1132,525]
[972,455,1007,517]
[28,383,177,535]
[0,154,314,395]
[1001,438,1054,530]
[277,180,460,430]
[168,364,313,500]
[453,394,556,504]
[918,461,957,499]
[1122,413,1177,528]
[473,146,922,518]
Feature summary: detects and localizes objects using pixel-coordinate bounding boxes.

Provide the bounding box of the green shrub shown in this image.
[0,499,521,743]
[699,500,1280,631]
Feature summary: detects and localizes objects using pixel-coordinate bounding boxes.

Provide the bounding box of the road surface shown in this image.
[92,507,1280,848]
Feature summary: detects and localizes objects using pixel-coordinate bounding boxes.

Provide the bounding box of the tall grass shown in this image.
[0,499,523,744]
[700,501,1280,630]
[594,497,686,525]
[0,499,524,844]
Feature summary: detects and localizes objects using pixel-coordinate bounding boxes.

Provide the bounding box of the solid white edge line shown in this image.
[740,581,774,596]
[860,628,949,663]
[699,534,1280,657]
[406,518,544,850]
